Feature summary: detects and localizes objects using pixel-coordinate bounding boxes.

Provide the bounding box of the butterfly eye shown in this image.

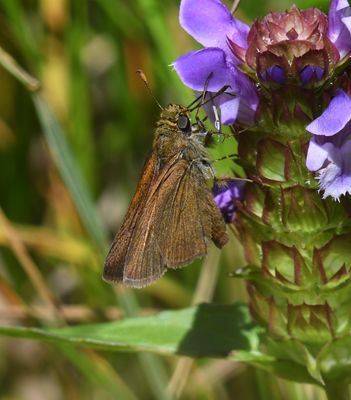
[177,114,191,133]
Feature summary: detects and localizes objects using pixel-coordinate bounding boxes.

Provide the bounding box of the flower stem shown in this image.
[324,381,350,400]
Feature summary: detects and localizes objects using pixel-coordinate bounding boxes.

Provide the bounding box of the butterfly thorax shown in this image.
[154,104,212,178]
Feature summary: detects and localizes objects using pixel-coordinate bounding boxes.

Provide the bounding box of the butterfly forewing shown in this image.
[121,159,184,287]
[103,153,159,282]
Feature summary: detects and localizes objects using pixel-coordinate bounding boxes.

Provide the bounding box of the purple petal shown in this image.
[203,89,256,126]
[217,95,240,125]
[316,67,325,81]
[235,72,259,114]
[306,90,351,136]
[229,68,259,123]
[213,179,245,222]
[300,66,324,84]
[173,48,237,92]
[236,99,257,126]
[319,163,346,199]
[300,66,313,84]
[180,0,249,51]
[328,0,351,58]
[173,48,258,125]
[306,139,333,171]
[318,140,351,199]
[341,15,351,37]
[262,65,285,84]
[328,0,350,39]
[201,92,240,126]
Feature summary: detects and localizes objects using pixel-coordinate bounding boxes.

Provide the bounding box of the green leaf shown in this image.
[318,335,351,384]
[0,304,263,357]
[266,339,323,385]
[0,302,323,385]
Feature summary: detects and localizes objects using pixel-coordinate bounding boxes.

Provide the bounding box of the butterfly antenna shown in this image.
[195,72,214,120]
[187,93,203,109]
[189,85,233,111]
[186,72,214,110]
[136,69,163,110]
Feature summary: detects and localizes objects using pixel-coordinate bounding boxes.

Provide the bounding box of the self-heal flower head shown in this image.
[306,90,351,200]
[230,1,351,88]
[213,179,245,222]
[173,0,351,127]
[173,0,259,125]
[238,6,338,86]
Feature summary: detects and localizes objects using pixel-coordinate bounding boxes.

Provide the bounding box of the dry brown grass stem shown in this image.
[0,304,157,323]
[0,208,64,324]
[0,45,41,91]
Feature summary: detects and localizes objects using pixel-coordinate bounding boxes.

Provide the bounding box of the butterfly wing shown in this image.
[103,153,159,282]
[160,164,210,267]
[121,159,228,287]
[161,162,228,267]
[120,158,191,287]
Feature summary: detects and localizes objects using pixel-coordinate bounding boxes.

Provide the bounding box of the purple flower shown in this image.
[306,90,351,199]
[328,0,351,59]
[172,0,258,125]
[213,179,245,222]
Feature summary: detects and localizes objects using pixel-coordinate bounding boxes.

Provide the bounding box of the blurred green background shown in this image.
[0,0,331,399]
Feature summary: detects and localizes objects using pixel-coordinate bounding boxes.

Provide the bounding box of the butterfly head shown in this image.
[156,104,192,136]
[154,103,209,165]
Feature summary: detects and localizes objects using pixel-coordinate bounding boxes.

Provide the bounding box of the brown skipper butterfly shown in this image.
[103,78,228,287]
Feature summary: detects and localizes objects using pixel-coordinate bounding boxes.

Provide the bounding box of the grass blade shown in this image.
[32,94,108,254]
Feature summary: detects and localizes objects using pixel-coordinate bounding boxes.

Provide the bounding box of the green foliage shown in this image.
[0,304,262,355]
